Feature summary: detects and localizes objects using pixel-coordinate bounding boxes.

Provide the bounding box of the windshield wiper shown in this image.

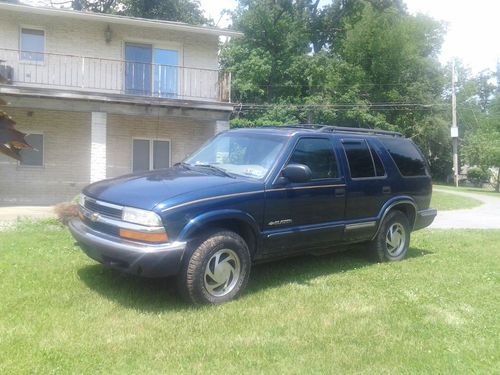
[194,164,235,178]
[175,162,192,170]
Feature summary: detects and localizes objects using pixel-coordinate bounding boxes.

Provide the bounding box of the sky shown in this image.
[200,0,500,74]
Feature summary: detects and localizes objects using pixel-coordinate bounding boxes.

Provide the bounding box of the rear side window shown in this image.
[342,140,385,178]
[289,138,338,179]
[381,138,428,177]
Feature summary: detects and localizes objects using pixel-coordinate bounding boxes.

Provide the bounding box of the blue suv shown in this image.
[69,125,437,304]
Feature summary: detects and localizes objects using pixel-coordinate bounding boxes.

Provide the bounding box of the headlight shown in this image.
[122,207,162,227]
[78,194,86,207]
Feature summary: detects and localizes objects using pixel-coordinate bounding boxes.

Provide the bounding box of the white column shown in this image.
[215,120,230,134]
[90,112,107,183]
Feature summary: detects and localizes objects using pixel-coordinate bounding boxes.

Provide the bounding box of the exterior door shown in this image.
[153,49,179,98]
[263,137,346,254]
[341,138,389,241]
[125,43,152,96]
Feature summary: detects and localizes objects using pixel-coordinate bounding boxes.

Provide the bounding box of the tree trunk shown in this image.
[496,167,500,192]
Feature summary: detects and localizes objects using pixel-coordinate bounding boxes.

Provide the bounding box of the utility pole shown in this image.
[451,60,459,187]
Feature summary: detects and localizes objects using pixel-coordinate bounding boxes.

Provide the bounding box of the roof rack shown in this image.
[318,125,403,137]
[280,124,403,137]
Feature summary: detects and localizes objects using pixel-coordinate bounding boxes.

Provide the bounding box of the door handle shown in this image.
[382,186,392,194]
[335,188,346,197]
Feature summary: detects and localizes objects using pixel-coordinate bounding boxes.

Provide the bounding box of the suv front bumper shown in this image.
[68,218,186,278]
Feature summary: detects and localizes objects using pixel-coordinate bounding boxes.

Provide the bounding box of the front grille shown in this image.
[82,216,120,237]
[84,199,122,219]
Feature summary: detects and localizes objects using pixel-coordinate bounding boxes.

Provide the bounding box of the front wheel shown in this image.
[177,230,251,305]
[369,210,410,262]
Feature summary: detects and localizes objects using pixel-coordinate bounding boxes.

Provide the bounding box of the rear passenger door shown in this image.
[263,137,346,254]
[341,138,389,241]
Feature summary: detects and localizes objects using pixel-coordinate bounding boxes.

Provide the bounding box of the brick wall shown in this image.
[0,11,219,68]
[0,11,220,98]
[0,108,91,205]
[106,114,216,178]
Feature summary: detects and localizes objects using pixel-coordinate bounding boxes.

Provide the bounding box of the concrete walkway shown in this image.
[430,188,500,229]
[0,206,56,230]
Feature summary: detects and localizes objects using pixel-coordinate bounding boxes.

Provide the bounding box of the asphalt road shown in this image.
[430,188,500,229]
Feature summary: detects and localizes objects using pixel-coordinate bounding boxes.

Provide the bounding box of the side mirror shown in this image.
[282,163,312,183]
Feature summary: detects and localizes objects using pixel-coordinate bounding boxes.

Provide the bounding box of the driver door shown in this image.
[262,137,346,254]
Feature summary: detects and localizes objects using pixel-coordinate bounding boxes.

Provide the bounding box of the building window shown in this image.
[20,28,45,62]
[132,139,171,172]
[20,134,43,166]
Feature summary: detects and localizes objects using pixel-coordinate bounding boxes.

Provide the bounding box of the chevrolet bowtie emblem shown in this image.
[90,212,100,222]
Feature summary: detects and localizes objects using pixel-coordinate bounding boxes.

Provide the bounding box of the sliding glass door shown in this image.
[125,43,152,96]
[153,49,179,98]
[125,43,179,98]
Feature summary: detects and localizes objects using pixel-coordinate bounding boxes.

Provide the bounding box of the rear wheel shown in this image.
[177,230,251,305]
[369,210,410,262]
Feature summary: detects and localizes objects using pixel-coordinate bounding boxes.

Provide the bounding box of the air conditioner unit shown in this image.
[0,64,14,84]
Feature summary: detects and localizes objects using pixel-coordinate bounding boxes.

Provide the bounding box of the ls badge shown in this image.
[268,219,293,226]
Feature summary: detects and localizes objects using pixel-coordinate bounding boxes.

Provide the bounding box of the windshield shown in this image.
[184,132,287,179]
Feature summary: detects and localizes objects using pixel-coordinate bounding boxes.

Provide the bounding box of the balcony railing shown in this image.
[0,48,231,102]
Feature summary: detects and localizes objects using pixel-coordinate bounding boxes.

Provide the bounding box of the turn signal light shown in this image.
[119,229,168,243]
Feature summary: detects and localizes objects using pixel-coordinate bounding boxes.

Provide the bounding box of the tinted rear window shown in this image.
[342,140,375,178]
[381,138,428,176]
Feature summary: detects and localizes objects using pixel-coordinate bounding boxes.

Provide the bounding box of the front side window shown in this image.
[185,132,287,179]
[289,138,338,180]
[20,28,45,62]
[380,138,428,177]
[133,139,171,172]
[20,133,43,166]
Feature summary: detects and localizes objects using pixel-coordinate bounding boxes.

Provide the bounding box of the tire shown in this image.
[369,210,410,262]
[177,230,251,305]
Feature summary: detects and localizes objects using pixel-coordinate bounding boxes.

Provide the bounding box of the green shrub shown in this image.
[467,167,490,186]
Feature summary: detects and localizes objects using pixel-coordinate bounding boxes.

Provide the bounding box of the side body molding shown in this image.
[372,196,418,240]
[177,209,261,242]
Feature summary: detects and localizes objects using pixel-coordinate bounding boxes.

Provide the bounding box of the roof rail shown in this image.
[259,124,404,137]
[318,125,403,137]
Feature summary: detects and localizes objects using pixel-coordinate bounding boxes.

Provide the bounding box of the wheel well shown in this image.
[185,219,257,257]
[390,203,416,228]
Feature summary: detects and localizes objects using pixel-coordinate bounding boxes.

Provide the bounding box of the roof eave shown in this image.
[0,3,243,38]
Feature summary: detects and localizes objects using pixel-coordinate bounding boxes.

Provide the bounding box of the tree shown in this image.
[463,120,500,191]
[224,0,313,103]
[70,0,117,13]
[476,70,495,112]
[121,0,210,25]
[45,0,210,25]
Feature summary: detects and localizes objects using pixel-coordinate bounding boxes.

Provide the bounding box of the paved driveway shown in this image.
[430,189,500,229]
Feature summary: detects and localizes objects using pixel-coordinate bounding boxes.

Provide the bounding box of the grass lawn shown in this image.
[430,190,482,211]
[435,183,500,197]
[1,220,499,374]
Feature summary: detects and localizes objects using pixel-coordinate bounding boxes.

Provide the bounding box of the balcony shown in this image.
[0,48,231,103]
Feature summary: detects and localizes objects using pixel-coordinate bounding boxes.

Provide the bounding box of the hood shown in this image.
[83,166,251,210]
